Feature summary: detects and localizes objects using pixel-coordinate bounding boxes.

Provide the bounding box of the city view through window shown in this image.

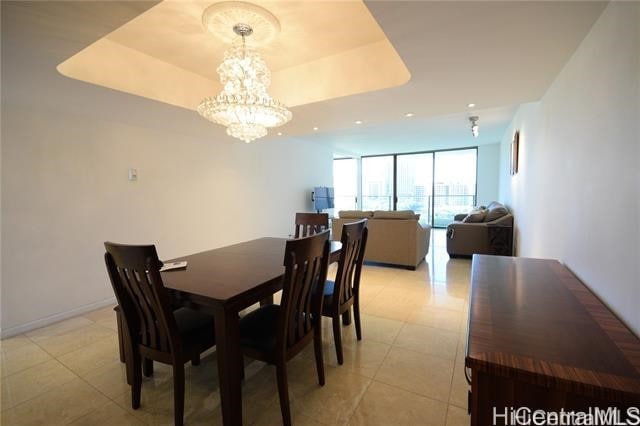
[333,148,477,227]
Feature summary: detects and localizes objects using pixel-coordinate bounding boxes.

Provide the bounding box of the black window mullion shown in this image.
[393,155,398,211]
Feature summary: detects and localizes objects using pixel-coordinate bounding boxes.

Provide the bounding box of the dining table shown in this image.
[160,237,342,426]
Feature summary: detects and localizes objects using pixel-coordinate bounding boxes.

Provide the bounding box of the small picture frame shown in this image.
[510,131,520,175]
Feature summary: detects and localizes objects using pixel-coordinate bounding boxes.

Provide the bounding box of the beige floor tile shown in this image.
[251,402,325,426]
[69,401,145,425]
[29,323,116,357]
[57,334,120,377]
[449,360,470,409]
[375,347,454,403]
[406,306,464,332]
[1,359,77,409]
[362,288,427,322]
[1,338,53,377]
[1,378,110,425]
[81,305,117,323]
[25,316,94,340]
[357,282,385,307]
[288,365,371,425]
[1,335,37,353]
[446,405,471,426]
[323,338,391,378]
[351,314,403,345]
[82,359,130,399]
[112,376,219,426]
[96,316,120,332]
[348,381,447,426]
[427,293,467,312]
[394,323,459,360]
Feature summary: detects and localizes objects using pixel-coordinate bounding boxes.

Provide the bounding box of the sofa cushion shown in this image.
[373,210,420,220]
[462,207,487,223]
[339,210,373,219]
[485,205,509,222]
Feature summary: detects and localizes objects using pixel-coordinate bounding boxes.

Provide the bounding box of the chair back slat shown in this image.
[332,220,368,309]
[279,231,330,350]
[294,213,329,238]
[104,242,179,356]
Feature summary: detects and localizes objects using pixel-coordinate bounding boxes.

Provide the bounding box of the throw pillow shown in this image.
[485,205,509,222]
[463,208,487,223]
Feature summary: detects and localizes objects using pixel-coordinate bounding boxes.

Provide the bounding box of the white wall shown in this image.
[0,4,333,336]
[476,143,500,206]
[1,106,332,337]
[498,2,640,335]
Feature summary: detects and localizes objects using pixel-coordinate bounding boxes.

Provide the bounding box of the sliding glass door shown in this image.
[332,158,357,212]
[397,153,433,223]
[361,156,394,211]
[433,149,477,227]
[333,148,477,227]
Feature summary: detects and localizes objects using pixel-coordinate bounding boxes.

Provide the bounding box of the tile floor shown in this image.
[1,229,471,425]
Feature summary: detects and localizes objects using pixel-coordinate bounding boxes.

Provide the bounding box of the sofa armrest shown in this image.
[446,222,492,256]
[415,224,431,262]
[486,214,514,226]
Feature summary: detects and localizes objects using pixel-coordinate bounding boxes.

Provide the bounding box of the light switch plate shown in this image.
[128,168,137,181]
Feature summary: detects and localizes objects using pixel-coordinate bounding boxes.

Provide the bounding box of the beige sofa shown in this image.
[446,202,514,257]
[332,210,430,270]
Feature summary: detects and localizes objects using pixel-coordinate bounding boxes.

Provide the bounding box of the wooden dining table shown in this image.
[160,237,342,426]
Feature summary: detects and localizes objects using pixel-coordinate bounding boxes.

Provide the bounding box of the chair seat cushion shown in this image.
[173,308,216,351]
[323,280,335,296]
[239,304,280,354]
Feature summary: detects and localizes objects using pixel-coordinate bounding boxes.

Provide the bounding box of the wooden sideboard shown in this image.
[466,255,640,425]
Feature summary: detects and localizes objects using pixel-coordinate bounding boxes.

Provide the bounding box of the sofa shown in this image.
[332,210,430,270]
[446,201,514,257]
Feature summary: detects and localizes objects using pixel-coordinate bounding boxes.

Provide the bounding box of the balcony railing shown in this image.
[361,194,476,227]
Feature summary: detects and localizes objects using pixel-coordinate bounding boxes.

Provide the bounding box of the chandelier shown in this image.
[198,4,291,143]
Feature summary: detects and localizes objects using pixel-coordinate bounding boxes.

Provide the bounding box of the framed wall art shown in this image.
[510,130,520,175]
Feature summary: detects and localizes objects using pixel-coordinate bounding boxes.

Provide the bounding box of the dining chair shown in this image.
[294,212,329,238]
[322,219,368,365]
[238,230,330,426]
[104,242,216,426]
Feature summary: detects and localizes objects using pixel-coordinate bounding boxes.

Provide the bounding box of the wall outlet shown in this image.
[128,168,138,181]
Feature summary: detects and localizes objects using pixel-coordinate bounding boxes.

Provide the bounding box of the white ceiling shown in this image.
[2,1,607,155]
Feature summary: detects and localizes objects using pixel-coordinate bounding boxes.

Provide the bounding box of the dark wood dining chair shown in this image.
[294,212,329,238]
[322,219,368,365]
[238,231,330,426]
[104,242,216,426]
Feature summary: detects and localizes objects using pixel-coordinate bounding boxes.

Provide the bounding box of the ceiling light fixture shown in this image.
[405,112,415,117]
[197,3,291,143]
[313,127,319,131]
[355,120,363,124]
[467,103,476,108]
[469,116,479,138]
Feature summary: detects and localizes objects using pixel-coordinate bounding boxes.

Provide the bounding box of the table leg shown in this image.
[213,306,242,426]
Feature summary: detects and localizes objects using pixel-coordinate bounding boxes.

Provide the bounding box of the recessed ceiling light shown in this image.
[277,132,283,136]
[313,127,319,131]
[355,120,363,124]
[467,103,476,108]
[405,112,415,117]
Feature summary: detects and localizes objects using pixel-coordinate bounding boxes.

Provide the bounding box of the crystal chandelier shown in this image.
[198,21,291,143]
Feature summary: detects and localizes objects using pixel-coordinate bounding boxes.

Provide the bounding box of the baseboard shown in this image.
[0,297,117,339]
